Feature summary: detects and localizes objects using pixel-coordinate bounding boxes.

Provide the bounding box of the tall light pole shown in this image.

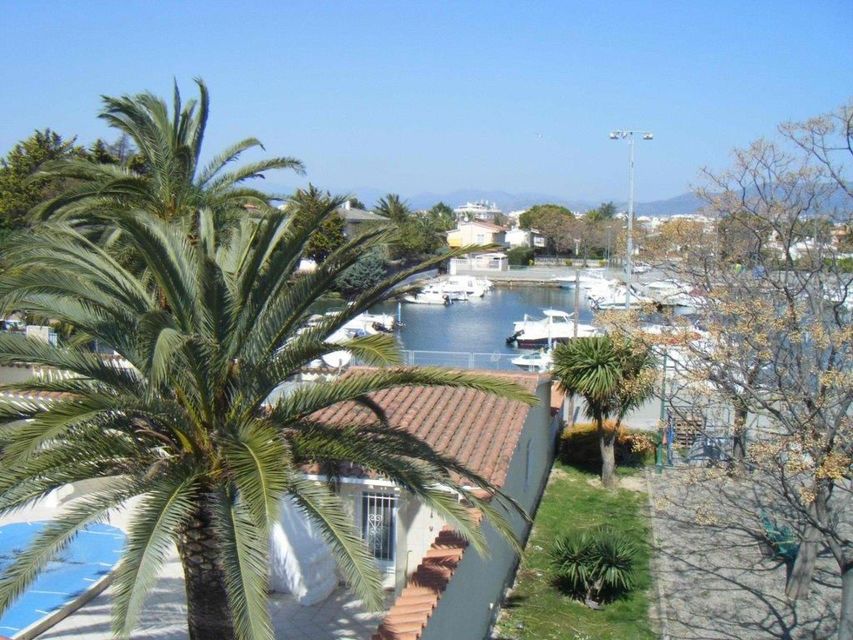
[610,130,653,309]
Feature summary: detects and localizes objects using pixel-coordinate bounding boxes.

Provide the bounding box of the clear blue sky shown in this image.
[1,1,851,202]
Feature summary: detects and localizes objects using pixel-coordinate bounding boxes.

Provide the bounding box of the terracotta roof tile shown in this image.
[371,525,469,640]
[311,368,545,487]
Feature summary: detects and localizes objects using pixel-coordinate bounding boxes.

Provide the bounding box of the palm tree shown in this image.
[0,207,535,640]
[552,336,656,488]
[374,193,411,223]
[30,79,303,229]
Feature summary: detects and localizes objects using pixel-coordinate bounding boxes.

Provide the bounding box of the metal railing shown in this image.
[400,350,520,370]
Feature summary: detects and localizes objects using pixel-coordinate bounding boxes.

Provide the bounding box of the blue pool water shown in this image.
[0,521,125,638]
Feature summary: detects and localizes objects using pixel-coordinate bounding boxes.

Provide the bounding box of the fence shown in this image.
[400,350,520,371]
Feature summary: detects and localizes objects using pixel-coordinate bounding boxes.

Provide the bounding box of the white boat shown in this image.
[588,286,653,311]
[440,275,487,298]
[641,280,703,308]
[403,286,452,305]
[553,269,618,291]
[511,349,553,372]
[506,309,599,348]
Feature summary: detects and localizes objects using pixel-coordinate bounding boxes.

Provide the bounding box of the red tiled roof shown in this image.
[371,525,472,640]
[310,369,545,487]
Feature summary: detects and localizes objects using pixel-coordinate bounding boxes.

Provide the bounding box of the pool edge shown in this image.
[12,570,115,640]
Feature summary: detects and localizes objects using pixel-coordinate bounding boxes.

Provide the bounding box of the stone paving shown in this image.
[646,468,841,639]
[1,497,384,640]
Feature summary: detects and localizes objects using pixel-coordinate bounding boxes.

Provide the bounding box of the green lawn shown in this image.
[493,463,656,640]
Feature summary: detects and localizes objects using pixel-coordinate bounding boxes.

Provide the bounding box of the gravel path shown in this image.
[646,468,841,639]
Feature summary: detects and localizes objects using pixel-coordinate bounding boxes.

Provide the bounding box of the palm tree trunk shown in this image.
[598,419,617,489]
[177,493,236,640]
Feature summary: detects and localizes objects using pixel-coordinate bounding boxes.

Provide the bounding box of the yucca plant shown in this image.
[551,529,595,595]
[0,204,536,640]
[552,336,656,488]
[551,526,637,606]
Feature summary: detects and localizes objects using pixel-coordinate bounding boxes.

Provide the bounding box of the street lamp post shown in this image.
[609,130,653,310]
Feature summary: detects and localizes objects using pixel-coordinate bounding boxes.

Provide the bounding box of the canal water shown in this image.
[372,285,596,369]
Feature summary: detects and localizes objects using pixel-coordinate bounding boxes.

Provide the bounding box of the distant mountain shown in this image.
[631,192,706,216]
[261,183,847,218]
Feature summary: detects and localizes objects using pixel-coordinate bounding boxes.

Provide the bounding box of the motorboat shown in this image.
[553,269,618,291]
[641,280,703,309]
[506,309,599,348]
[511,348,553,372]
[439,275,488,298]
[588,285,653,311]
[403,285,451,305]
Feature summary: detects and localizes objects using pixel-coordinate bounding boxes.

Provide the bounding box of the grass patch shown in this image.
[492,463,655,640]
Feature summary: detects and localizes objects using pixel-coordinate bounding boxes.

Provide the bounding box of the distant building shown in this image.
[505,227,544,249]
[336,200,387,237]
[453,201,503,222]
[447,221,507,248]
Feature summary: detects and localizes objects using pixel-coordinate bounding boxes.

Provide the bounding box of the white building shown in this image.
[453,201,503,222]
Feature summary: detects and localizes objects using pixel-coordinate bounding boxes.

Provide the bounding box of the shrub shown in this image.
[334,252,388,298]
[559,421,654,470]
[507,246,534,266]
[551,525,638,605]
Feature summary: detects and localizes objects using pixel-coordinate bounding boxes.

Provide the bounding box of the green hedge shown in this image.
[507,246,534,266]
[559,422,654,470]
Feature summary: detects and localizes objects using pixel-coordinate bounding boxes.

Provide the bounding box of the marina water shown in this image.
[372,285,596,369]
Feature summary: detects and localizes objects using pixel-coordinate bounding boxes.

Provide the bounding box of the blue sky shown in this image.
[1,1,851,202]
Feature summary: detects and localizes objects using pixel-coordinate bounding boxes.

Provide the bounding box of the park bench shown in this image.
[759,512,799,562]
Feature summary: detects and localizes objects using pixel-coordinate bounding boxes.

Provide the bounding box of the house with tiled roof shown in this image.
[0,360,559,640]
[311,369,559,640]
[446,221,507,249]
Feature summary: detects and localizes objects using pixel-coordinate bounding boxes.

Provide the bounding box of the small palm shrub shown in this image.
[551,526,638,605]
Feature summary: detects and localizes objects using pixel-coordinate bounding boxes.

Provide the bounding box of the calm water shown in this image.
[372,285,596,368]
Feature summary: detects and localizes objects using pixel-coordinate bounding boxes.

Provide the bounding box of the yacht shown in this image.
[511,348,553,372]
[588,285,653,311]
[506,309,599,348]
[403,285,452,305]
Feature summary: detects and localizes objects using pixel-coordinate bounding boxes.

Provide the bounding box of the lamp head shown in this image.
[643,133,654,140]
[609,131,621,140]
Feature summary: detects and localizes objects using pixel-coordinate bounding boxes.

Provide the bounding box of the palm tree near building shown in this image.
[0,207,535,640]
[552,336,656,488]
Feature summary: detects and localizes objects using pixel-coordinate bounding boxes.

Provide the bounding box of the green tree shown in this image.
[0,208,535,640]
[518,203,574,230]
[30,79,303,229]
[335,251,388,298]
[552,336,656,488]
[426,201,456,231]
[519,204,575,254]
[375,194,443,262]
[374,193,410,223]
[287,185,346,264]
[0,129,84,231]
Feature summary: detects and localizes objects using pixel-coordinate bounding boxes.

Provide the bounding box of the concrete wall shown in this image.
[420,378,558,640]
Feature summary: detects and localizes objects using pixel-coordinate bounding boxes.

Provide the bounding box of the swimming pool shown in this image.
[0,521,125,639]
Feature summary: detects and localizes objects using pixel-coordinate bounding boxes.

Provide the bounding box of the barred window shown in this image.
[361,492,397,561]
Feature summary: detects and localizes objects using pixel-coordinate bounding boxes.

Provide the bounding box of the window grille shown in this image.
[361,492,397,561]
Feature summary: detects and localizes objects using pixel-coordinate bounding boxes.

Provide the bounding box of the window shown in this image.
[361,492,398,561]
[476,233,485,243]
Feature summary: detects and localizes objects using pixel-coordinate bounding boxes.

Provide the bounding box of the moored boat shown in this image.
[506,309,599,348]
